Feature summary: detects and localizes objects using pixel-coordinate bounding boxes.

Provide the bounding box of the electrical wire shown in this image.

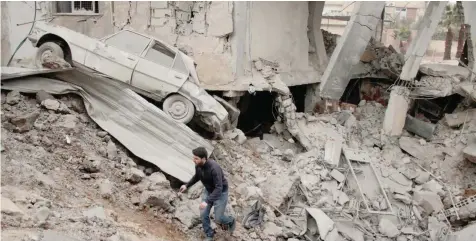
[7,1,37,66]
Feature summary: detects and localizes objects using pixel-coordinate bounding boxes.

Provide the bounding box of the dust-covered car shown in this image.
[27,21,229,135]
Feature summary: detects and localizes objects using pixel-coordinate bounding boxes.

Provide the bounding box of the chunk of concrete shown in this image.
[305,208,335,240]
[1,197,24,216]
[10,111,40,133]
[404,115,436,140]
[263,222,283,237]
[83,206,107,219]
[414,171,430,185]
[444,109,476,127]
[463,144,476,163]
[126,167,145,184]
[6,90,21,105]
[174,201,201,229]
[413,190,444,214]
[379,218,400,238]
[330,169,345,183]
[324,140,342,166]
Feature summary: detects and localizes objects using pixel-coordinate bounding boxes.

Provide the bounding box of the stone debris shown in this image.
[413,191,444,214]
[2,35,476,241]
[379,218,401,238]
[126,167,145,184]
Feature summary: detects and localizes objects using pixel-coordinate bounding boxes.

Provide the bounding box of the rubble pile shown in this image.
[357,38,406,80]
[1,90,187,241]
[214,98,476,241]
[321,29,339,58]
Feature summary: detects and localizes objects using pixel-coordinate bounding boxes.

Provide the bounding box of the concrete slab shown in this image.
[319,2,386,100]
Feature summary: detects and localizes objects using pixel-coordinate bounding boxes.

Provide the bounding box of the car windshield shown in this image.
[104,31,150,56]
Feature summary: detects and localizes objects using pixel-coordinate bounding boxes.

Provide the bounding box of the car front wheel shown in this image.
[35,42,66,68]
[163,94,195,124]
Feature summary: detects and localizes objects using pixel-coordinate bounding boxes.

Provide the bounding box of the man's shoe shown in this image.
[229,218,236,234]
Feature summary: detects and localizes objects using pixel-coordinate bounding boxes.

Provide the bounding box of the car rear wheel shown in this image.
[163,94,195,124]
[35,42,65,68]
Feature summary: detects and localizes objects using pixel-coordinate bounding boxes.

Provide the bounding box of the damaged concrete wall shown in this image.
[1,1,11,65]
[5,1,323,89]
[249,2,312,73]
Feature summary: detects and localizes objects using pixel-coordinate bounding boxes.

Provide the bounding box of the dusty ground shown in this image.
[1,91,191,241]
[2,85,476,241]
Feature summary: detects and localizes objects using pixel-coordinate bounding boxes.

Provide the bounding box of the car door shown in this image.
[84,30,151,84]
[131,40,189,100]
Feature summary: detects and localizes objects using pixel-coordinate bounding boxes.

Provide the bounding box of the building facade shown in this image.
[2,1,328,92]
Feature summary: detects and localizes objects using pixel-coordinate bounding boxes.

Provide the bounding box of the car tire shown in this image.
[35,42,65,68]
[163,94,195,124]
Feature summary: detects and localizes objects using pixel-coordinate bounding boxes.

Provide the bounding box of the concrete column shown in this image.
[308,1,327,69]
[231,1,251,79]
[318,2,386,100]
[463,2,476,81]
[382,1,446,136]
[1,1,11,66]
[304,1,326,113]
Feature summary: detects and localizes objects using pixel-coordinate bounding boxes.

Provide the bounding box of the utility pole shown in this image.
[1,1,11,66]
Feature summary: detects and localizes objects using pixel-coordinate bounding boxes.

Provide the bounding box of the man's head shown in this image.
[192,147,208,166]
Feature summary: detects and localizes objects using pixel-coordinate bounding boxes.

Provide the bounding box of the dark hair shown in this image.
[192,147,208,159]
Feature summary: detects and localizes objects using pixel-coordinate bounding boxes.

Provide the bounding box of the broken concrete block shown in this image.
[324,140,342,166]
[263,222,283,237]
[283,149,295,162]
[413,190,444,214]
[6,90,21,105]
[81,155,101,173]
[333,190,349,206]
[444,109,476,127]
[330,169,345,183]
[174,201,200,229]
[83,206,107,220]
[414,171,430,185]
[99,179,114,199]
[140,190,173,211]
[106,140,118,160]
[379,218,400,238]
[404,115,436,140]
[10,111,40,133]
[421,180,444,197]
[126,168,145,184]
[306,208,335,240]
[1,197,24,216]
[463,144,476,163]
[41,99,61,111]
[259,175,299,211]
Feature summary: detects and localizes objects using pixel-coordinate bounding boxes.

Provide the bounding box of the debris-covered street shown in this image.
[2,1,476,241]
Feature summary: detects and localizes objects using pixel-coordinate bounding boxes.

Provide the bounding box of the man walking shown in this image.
[179,147,235,240]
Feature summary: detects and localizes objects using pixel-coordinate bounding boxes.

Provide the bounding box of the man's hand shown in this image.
[199,201,208,210]
[179,185,187,193]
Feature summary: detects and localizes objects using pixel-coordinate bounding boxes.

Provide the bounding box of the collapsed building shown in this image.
[2,1,476,241]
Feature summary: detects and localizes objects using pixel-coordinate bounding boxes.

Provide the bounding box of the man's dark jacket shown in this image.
[186,159,228,205]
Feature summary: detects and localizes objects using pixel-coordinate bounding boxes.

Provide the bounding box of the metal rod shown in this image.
[16,17,55,26]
